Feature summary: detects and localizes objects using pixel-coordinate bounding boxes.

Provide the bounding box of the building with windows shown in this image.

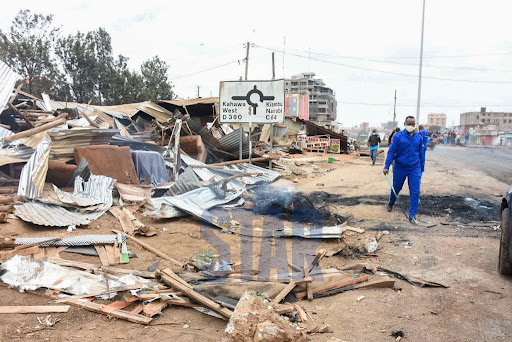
[284,72,337,129]
[427,113,447,128]
[460,107,512,145]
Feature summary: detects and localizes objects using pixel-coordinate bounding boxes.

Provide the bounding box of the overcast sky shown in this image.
[2,0,512,127]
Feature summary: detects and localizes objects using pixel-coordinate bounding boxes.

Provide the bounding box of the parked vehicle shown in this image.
[499,187,512,276]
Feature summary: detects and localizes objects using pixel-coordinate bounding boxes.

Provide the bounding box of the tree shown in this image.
[0,10,63,98]
[93,28,114,105]
[56,31,99,103]
[140,56,174,100]
[104,55,145,105]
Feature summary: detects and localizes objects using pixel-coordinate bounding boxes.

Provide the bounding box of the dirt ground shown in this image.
[1,145,511,342]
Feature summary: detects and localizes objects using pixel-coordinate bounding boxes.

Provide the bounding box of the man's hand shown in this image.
[383,168,389,175]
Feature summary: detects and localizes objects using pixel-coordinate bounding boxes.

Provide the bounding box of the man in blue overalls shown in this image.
[383,116,425,225]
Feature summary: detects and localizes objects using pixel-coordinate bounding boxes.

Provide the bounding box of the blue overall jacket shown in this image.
[385,130,425,172]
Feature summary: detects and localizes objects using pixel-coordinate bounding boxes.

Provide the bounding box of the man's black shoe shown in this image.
[409,217,418,225]
[386,203,393,212]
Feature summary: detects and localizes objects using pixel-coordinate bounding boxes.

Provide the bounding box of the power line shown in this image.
[253,44,512,84]
[291,48,512,73]
[169,59,242,80]
[338,101,512,108]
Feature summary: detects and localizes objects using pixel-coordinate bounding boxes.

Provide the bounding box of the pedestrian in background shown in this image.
[419,125,428,159]
[465,132,469,146]
[368,129,381,165]
[482,136,487,146]
[389,127,400,144]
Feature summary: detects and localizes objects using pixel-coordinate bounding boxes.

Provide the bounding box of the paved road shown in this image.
[431,145,512,185]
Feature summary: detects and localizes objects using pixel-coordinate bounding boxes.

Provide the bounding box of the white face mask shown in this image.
[405,125,416,133]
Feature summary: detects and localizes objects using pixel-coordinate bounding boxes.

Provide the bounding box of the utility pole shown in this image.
[245,41,250,80]
[393,90,397,128]
[271,52,275,80]
[416,0,426,124]
[197,86,200,98]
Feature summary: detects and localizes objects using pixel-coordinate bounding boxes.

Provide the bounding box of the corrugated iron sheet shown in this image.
[17,135,51,198]
[137,101,173,123]
[15,235,125,246]
[0,60,20,111]
[14,201,107,227]
[110,135,167,153]
[15,173,115,227]
[73,174,115,209]
[229,163,281,184]
[166,185,244,220]
[218,127,250,157]
[186,118,223,150]
[48,129,119,161]
[164,167,201,196]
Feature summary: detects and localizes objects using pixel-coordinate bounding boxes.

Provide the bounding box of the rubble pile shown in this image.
[0,62,448,339]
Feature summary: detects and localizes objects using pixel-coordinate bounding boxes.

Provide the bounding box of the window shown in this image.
[477,115,479,120]
[291,81,298,86]
[488,119,491,123]
[481,119,486,123]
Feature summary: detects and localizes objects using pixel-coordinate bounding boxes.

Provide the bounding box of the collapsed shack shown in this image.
[0,61,448,339]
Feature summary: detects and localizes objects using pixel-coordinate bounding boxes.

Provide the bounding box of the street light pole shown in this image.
[416,0,426,124]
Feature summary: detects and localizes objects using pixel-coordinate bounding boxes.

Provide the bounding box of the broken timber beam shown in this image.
[295,275,369,300]
[159,268,232,319]
[112,230,183,267]
[0,305,70,314]
[3,118,66,143]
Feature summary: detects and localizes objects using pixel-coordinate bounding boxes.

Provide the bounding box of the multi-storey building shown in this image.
[284,72,337,129]
[427,113,447,128]
[460,107,512,145]
[460,107,512,132]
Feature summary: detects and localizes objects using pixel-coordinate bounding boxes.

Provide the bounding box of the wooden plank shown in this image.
[304,263,313,302]
[45,246,68,259]
[104,245,119,265]
[270,281,296,305]
[110,207,135,235]
[0,280,149,325]
[343,226,365,234]
[354,279,395,289]
[0,305,70,314]
[112,230,182,267]
[0,246,39,261]
[295,275,369,300]
[103,301,133,313]
[130,303,144,314]
[161,298,196,308]
[159,268,232,319]
[71,300,151,325]
[94,246,110,266]
[293,304,308,322]
[43,257,156,278]
[53,284,144,303]
[143,301,168,317]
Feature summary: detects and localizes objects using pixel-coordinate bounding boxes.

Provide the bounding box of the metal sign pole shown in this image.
[249,111,252,164]
[239,124,243,160]
[269,124,274,170]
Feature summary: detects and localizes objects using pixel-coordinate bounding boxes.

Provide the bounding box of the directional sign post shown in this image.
[219,80,285,162]
[219,80,285,124]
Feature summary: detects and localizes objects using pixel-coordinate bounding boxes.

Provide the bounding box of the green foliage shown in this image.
[1,10,175,104]
[0,10,64,98]
[141,56,175,101]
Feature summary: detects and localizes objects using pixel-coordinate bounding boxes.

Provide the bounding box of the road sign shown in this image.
[219,80,285,124]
